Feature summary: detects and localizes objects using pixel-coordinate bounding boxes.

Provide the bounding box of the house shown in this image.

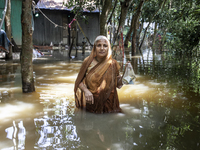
[0,0,100,48]
[33,0,100,46]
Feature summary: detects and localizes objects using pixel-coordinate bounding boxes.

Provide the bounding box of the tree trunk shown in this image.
[189,0,193,8]
[21,0,35,93]
[136,21,143,50]
[131,0,145,56]
[5,0,12,59]
[113,0,132,44]
[100,0,112,36]
[131,25,137,56]
[124,14,135,47]
[160,29,167,54]
[124,0,144,48]
[152,22,157,57]
[139,0,167,51]
[135,20,140,54]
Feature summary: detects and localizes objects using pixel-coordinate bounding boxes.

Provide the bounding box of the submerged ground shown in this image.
[0,49,200,150]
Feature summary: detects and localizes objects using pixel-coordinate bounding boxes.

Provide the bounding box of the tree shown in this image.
[139,0,167,51]
[21,0,35,93]
[112,0,133,44]
[129,0,144,56]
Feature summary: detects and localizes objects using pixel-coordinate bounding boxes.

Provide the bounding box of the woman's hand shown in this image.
[79,82,94,104]
[84,90,94,104]
[117,84,123,89]
[117,75,123,89]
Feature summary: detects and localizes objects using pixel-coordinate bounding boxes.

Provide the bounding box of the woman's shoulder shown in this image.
[111,58,117,63]
[82,56,91,64]
[84,56,90,61]
[112,58,120,65]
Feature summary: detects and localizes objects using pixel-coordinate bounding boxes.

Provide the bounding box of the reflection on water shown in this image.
[0,49,200,150]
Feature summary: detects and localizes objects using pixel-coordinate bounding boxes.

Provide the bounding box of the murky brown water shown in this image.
[0,50,200,150]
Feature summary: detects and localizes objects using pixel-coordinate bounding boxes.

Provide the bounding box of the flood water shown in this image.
[0,49,200,150]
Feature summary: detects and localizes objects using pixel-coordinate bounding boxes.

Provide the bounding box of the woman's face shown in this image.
[95,39,109,59]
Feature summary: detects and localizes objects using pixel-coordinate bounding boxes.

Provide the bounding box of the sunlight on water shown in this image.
[56,74,78,83]
[111,143,124,150]
[118,83,152,102]
[0,87,21,92]
[1,121,26,150]
[42,65,64,69]
[34,58,51,60]
[1,50,200,150]
[0,102,35,124]
[115,112,125,117]
[0,57,173,150]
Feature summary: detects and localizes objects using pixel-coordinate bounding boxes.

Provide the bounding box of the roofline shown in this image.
[38,7,100,13]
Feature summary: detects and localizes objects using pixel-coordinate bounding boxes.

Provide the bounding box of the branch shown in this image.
[107,0,118,24]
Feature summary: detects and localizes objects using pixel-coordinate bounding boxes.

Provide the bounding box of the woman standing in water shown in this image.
[74,35,123,113]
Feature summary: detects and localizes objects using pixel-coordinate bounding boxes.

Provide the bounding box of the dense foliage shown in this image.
[65,0,200,57]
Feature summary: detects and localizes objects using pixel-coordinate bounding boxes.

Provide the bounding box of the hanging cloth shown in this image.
[112,27,124,62]
[112,27,136,85]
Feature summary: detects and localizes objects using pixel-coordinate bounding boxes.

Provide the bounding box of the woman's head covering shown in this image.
[91,35,112,60]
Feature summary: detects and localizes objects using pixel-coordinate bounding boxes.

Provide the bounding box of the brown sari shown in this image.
[74,49,122,113]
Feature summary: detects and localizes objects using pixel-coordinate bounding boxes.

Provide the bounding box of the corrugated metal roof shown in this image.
[37,0,99,13]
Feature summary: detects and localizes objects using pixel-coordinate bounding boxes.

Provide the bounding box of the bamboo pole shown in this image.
[76,20,93,46]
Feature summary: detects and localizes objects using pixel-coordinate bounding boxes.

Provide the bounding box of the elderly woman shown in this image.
[74,35,123,113]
